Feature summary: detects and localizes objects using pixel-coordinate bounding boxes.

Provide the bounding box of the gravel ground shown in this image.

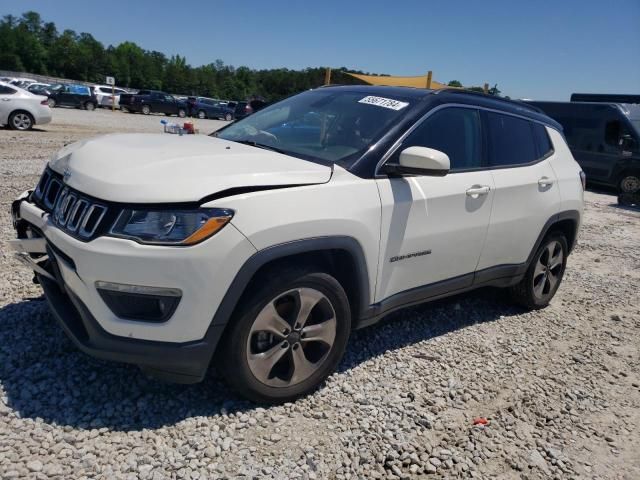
[1,108,639,480]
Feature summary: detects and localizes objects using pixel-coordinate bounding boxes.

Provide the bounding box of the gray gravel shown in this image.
[1,108,640,479]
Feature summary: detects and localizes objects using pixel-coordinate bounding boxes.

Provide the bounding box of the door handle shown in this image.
[466,185,490,196]
[1,98,10,102]
[538,177,554,187]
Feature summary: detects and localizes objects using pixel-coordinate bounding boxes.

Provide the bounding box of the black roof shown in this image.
[320,85,562,131]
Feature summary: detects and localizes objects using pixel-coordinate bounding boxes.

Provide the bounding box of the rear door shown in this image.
[477,112,561,271]
[163,94,177,114]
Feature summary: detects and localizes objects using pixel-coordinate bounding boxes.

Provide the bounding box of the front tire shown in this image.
[141,104,151,115]
[47,98,56,108]
[177,108,186,118]
[84,101,96,111]
[509,233,568,310]
[218,269,351,403]
[8,111,34,131]
[197,110,206,119]
[224,112,233,121]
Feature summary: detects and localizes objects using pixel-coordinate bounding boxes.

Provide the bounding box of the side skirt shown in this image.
[356,263,525,329]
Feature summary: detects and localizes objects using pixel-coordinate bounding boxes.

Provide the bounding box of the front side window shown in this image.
[399,107,482,171]
[216,89,414,166]
[487,112,537,167]
[604,120,622,146]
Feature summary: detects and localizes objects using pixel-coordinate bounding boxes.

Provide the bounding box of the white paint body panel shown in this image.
[210,166,382,304]
[18,199,257,342]
[48,134,332,203]
[12,120,584,345]
[375,171,495,301]
[0,82,52,126]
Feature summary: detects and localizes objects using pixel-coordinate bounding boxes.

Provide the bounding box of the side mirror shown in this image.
[383,146,450,176]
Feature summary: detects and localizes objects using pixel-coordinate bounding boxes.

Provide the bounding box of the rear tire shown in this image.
[141,104,151,115]
[509,233,568,310]
[84,101,96,111]
[8,111,34,131]
[224,112,233,121]
[47,98,56,108]
[218,269,351,403]
[177,108,186,118]
[198,110,206,119]
[619,172,640,194]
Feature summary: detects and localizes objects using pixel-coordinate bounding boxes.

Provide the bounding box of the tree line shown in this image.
[0,11,499,101]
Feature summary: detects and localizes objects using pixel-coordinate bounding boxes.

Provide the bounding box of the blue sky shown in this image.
[3,0,639,100]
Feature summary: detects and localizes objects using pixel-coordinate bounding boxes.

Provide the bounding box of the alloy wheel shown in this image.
[620,175,640,193]
[12,113,32,130]
[246,288,337,387]
[532,240,564,300]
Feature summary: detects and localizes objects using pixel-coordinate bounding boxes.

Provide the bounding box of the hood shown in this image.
[49,134,332,203]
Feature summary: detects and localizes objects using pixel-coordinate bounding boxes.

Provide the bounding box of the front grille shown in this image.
[32,168,110,241]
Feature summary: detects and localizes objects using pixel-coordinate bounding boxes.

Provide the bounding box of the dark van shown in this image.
[527,101,639,194]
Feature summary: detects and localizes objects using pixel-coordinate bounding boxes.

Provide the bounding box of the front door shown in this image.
[375,106,494,303]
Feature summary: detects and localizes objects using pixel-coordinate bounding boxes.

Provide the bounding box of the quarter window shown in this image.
[532,123,553,157]
[400,107,482,170]
[487,112,537,167]
[0,86,16,94]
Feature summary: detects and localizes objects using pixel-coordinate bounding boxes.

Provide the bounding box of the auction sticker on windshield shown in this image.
[358,96,409,111]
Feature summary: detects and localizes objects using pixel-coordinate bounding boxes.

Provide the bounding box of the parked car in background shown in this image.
[27,83,52,96]
[232,99,268,119]
[47,84,98,110]
[0,81,52,130]
[187,96,234,120]
[528,100,640,195]
[9,78,37,88]
[119,90,187,117]
[92,85,128,108]
[10,86,583,402]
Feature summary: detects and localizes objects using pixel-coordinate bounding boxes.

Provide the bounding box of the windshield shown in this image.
[215,89,413,165]
[630,119,640,136]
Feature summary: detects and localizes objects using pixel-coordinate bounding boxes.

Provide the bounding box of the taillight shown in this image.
[579,171,586,190]
[41,99,48,105]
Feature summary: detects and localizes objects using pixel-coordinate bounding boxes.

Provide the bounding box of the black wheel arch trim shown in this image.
[527,209,580,259]
[208,236,371,330]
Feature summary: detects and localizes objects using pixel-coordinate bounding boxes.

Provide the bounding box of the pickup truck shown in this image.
[119,90,187,117]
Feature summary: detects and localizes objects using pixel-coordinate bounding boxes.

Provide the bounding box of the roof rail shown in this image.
[435,88,543,113]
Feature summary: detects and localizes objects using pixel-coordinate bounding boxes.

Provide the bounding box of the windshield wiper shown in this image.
[233,139,288,155]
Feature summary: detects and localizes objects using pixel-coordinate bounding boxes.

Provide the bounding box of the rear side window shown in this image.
[487,112,537,167]
[532,123,553,157]
[402,107,482,171]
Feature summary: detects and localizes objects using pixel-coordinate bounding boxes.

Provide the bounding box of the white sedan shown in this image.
[92,85,128,108]
[0,82,52,130]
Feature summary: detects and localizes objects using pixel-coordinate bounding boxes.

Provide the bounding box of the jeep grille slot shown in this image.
[33,168,109,241]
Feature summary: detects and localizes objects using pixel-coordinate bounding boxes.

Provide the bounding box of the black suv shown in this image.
[47,84,98,111]
[528,101,640,195]
[187,97,234,120]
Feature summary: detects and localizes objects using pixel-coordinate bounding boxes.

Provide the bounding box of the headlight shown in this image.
[110,208,233,245]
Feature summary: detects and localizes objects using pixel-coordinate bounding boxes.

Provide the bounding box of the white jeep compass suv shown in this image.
[10,86,584,403]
